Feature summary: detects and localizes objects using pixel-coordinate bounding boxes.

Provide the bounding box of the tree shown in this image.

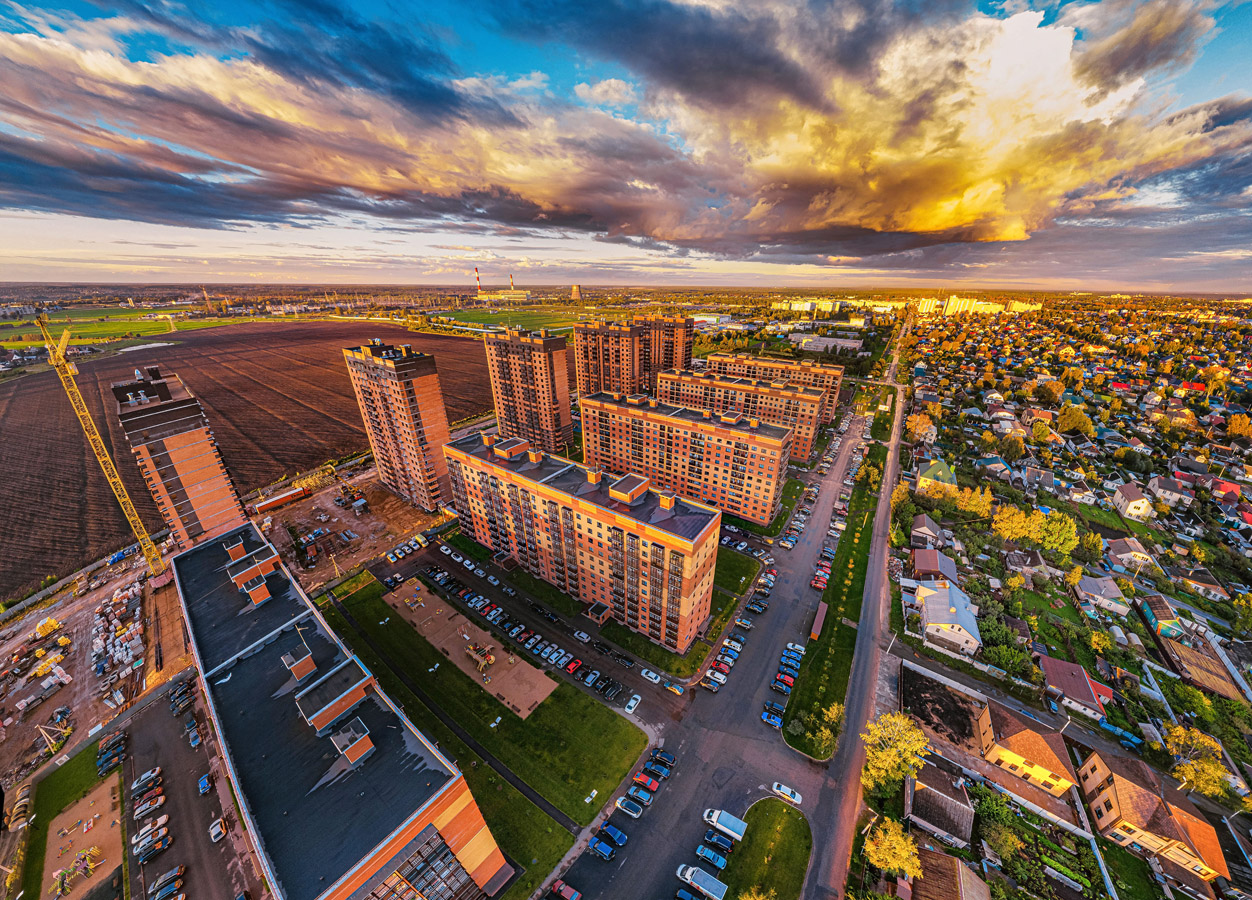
[1165,725,1229,798]
[1074,530,1103,563]
[1057,405,1094,437]
[863,818,922,879]
[1229,413,1252,441]
[999,435,1025,462]
[1171,684,1215,725]
[1036,381,1065,405]
[1037,511,1079,555]
[905,413,933,442]
[738,889,777,900]
[983,821,1024,859]
[1232,593,1252,636]
[1031,420,1051,443]
[993,506,1037,543]
[1004,573,1025,598]
[1065,565,1084,588]
[980,430,998,451]
[1090,631,1112,654]
[861,712,930,792]
[891,482,912,513]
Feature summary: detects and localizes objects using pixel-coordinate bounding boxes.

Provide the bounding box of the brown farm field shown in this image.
[0,321,496,599]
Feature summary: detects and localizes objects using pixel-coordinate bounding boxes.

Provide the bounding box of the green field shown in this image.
[319,604,573,899]
[333,586,646,825]
[445,530,494,562]
[440,305,635,333]
[721,799,813,900]
[0,306,261,348]
[714,548,762,594]
[505,567,584,617]
[722,478,806,536]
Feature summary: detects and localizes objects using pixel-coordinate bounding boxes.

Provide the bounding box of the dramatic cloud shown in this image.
[0,0,1250,284]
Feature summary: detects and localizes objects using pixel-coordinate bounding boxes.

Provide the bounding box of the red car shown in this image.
[775,673,795,687]
[480,604,496,617]
[709,661,731,674]
[632,773,660,792]
[565,658,582,674]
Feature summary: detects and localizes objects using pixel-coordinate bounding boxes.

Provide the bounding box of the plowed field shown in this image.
[0,322,495,599]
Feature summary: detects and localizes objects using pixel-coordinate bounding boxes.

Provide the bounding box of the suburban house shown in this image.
[1077,751,1229,884]
[1017,466,1056,492]
[1113,482,1153,521]
[1107,536,1156,572]
[1004,548,1047,580]
[917,580,982,656]
[912,548,959,582]
[1038,654,1113,720]
[911,848,991,900]
[977,702,1077,798]
[1065,478,1098,505]
[1148,475,1194,508]
[917,457,957,495]
[1072,574,1130,618]
[1140,594,1185,638]
[911,513,945,549]
[1172,566,1230,603]
[904,759,975,848]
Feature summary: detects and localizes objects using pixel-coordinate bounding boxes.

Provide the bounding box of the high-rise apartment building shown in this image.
[572,320,647,397]
[113,366,246,549]
[705,353,843,419]
[639,316,694,390]
[580,392,791,526]
[483,329,572,453]
[172,524,512,900]
[343,340,451,511]
[656,369,826,461]
[444,433,720,653]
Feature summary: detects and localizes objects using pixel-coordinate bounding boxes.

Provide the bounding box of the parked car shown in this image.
[663,681,685,696]
[615,797,644,818]
[695,845,727,870]
[640,668,662,684]
[626,785,653,806]
[583,668,600,687]
[703,830,734,854]
[588,836,616,861]
[650,748,677,767]
[699,678,721,693]
[209,817,228,843]
[624,694,641,715]
[705,670,727,685]
[198,773,213,795]
[786,643,806,655]
[762,712,783,728]
[772,783,802,805]
[643,761,671,780]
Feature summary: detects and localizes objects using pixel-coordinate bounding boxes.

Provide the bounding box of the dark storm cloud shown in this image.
[1074,0,1215,93]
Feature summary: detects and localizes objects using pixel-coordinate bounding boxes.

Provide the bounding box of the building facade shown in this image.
[706,351,842,405]
[639,315,694,389]
[172,524,511,900]
[344,341,452,511]
[656,369,825,460]
[444,433,720,653]
[484,329,572,454]
[572,320,647,397]
[580,392,791,526]
[113,366,247,549]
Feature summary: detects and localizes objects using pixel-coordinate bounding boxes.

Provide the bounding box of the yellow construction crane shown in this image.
[36,314,165,576]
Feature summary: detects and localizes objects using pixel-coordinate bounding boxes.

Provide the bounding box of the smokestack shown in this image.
[510,273,515,290]
[475,267,481,293]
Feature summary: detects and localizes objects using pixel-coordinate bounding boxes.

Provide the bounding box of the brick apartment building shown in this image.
[172,524,512,900]
[444,433,720,653]
[705,352,843,419]
[656,369,825,461]
[580,392,791,526]
[113,366,247,548]
[484,329,572,453]
[343,340,452,511]
[640,315,694,389]
[572,320,647,397]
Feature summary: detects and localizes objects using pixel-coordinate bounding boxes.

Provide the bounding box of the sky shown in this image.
[1,0,1251,290]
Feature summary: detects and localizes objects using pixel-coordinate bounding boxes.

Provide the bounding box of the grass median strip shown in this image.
[714,548,762,595]
[721,798,813,900]
[319,604,573,900]
[335,587,646,825]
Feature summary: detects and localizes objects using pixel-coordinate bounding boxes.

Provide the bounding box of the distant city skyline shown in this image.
[1,1,1251,290]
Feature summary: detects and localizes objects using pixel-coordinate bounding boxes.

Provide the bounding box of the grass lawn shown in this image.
[505,568,584,617]
[319,605,573,899]
[721,799,813,900]
[1073,503,1130,535]
[1098,838,1166,900]
[714,548,761,595]
[1,307,264,348]
[1019,588,1081,623]
[600,588,739,679]
[445,530,494,562]
[335,588,645,825]
[19,740,106,900]
[722,479,806,536]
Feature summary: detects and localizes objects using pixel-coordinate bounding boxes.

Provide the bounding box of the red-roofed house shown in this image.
[1038,655,1113,720]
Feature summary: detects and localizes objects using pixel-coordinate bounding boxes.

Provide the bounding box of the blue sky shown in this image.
[1,0,1250,289]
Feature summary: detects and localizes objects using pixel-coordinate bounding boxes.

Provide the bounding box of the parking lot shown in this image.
[122,678,263,900]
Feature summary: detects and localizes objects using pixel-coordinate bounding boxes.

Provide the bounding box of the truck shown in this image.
[702,809,747,843]
[676,865,727,900]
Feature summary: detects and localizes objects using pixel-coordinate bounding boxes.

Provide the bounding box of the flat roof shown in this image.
[173,525,459,900]
[659,369,826,400]
[582,392,792,441]
[447,433,720,543]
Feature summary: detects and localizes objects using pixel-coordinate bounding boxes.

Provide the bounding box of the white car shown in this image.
[209,817,227,843]
[463,559,475,570]
[440,545,452,556]
[786,643,807,655]
[450,552,464,563]
[474,568,486,577]
[772,783,802,805]
[705,669,727,685]
[624,694,641,715]
[573,630,591,643]
[715,655,736,669]
[639,668,661,684]
[487,575,500,586]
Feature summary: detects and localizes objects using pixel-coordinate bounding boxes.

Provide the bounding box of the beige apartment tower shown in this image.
[572,320,647,397]
[113,366,247,549]
[444,433,720,653]
[706,352,843,419]
[640,316,694,390]
[484,329,573,453]
[656,369,826,461]
[581,392,791,525]
[344,340,452,511]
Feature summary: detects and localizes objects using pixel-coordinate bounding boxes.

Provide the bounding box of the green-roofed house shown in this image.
[916,457,957,494]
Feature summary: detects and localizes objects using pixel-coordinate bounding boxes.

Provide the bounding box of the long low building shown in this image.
[580,391,791,526]
[172,524,511,900]
[656,368,824,460]
[704,352,843,420]
[444,433,720,653]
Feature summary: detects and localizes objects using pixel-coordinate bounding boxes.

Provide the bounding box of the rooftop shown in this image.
[657,369,826,400]
[446,433,720,543]
[173,525,461,900]
[581,391,793,442]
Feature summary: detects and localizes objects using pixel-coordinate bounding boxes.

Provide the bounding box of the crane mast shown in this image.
[36,314,165,576]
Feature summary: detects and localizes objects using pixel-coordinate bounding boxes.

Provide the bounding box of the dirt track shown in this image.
[0,321,494,598]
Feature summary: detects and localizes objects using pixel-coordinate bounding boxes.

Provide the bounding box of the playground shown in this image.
[40,779,123,900]
[384,586,556,718]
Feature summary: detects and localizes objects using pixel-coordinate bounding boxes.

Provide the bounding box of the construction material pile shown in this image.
[11,617,74,716]
[92,580,145,710]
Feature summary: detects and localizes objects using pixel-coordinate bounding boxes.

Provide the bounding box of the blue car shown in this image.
[695,844,727,870]
[198,774,213,795]
[779,665,800,679]
[588,836,616,861]
[762,711,782,728]
[600,823,629,846]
